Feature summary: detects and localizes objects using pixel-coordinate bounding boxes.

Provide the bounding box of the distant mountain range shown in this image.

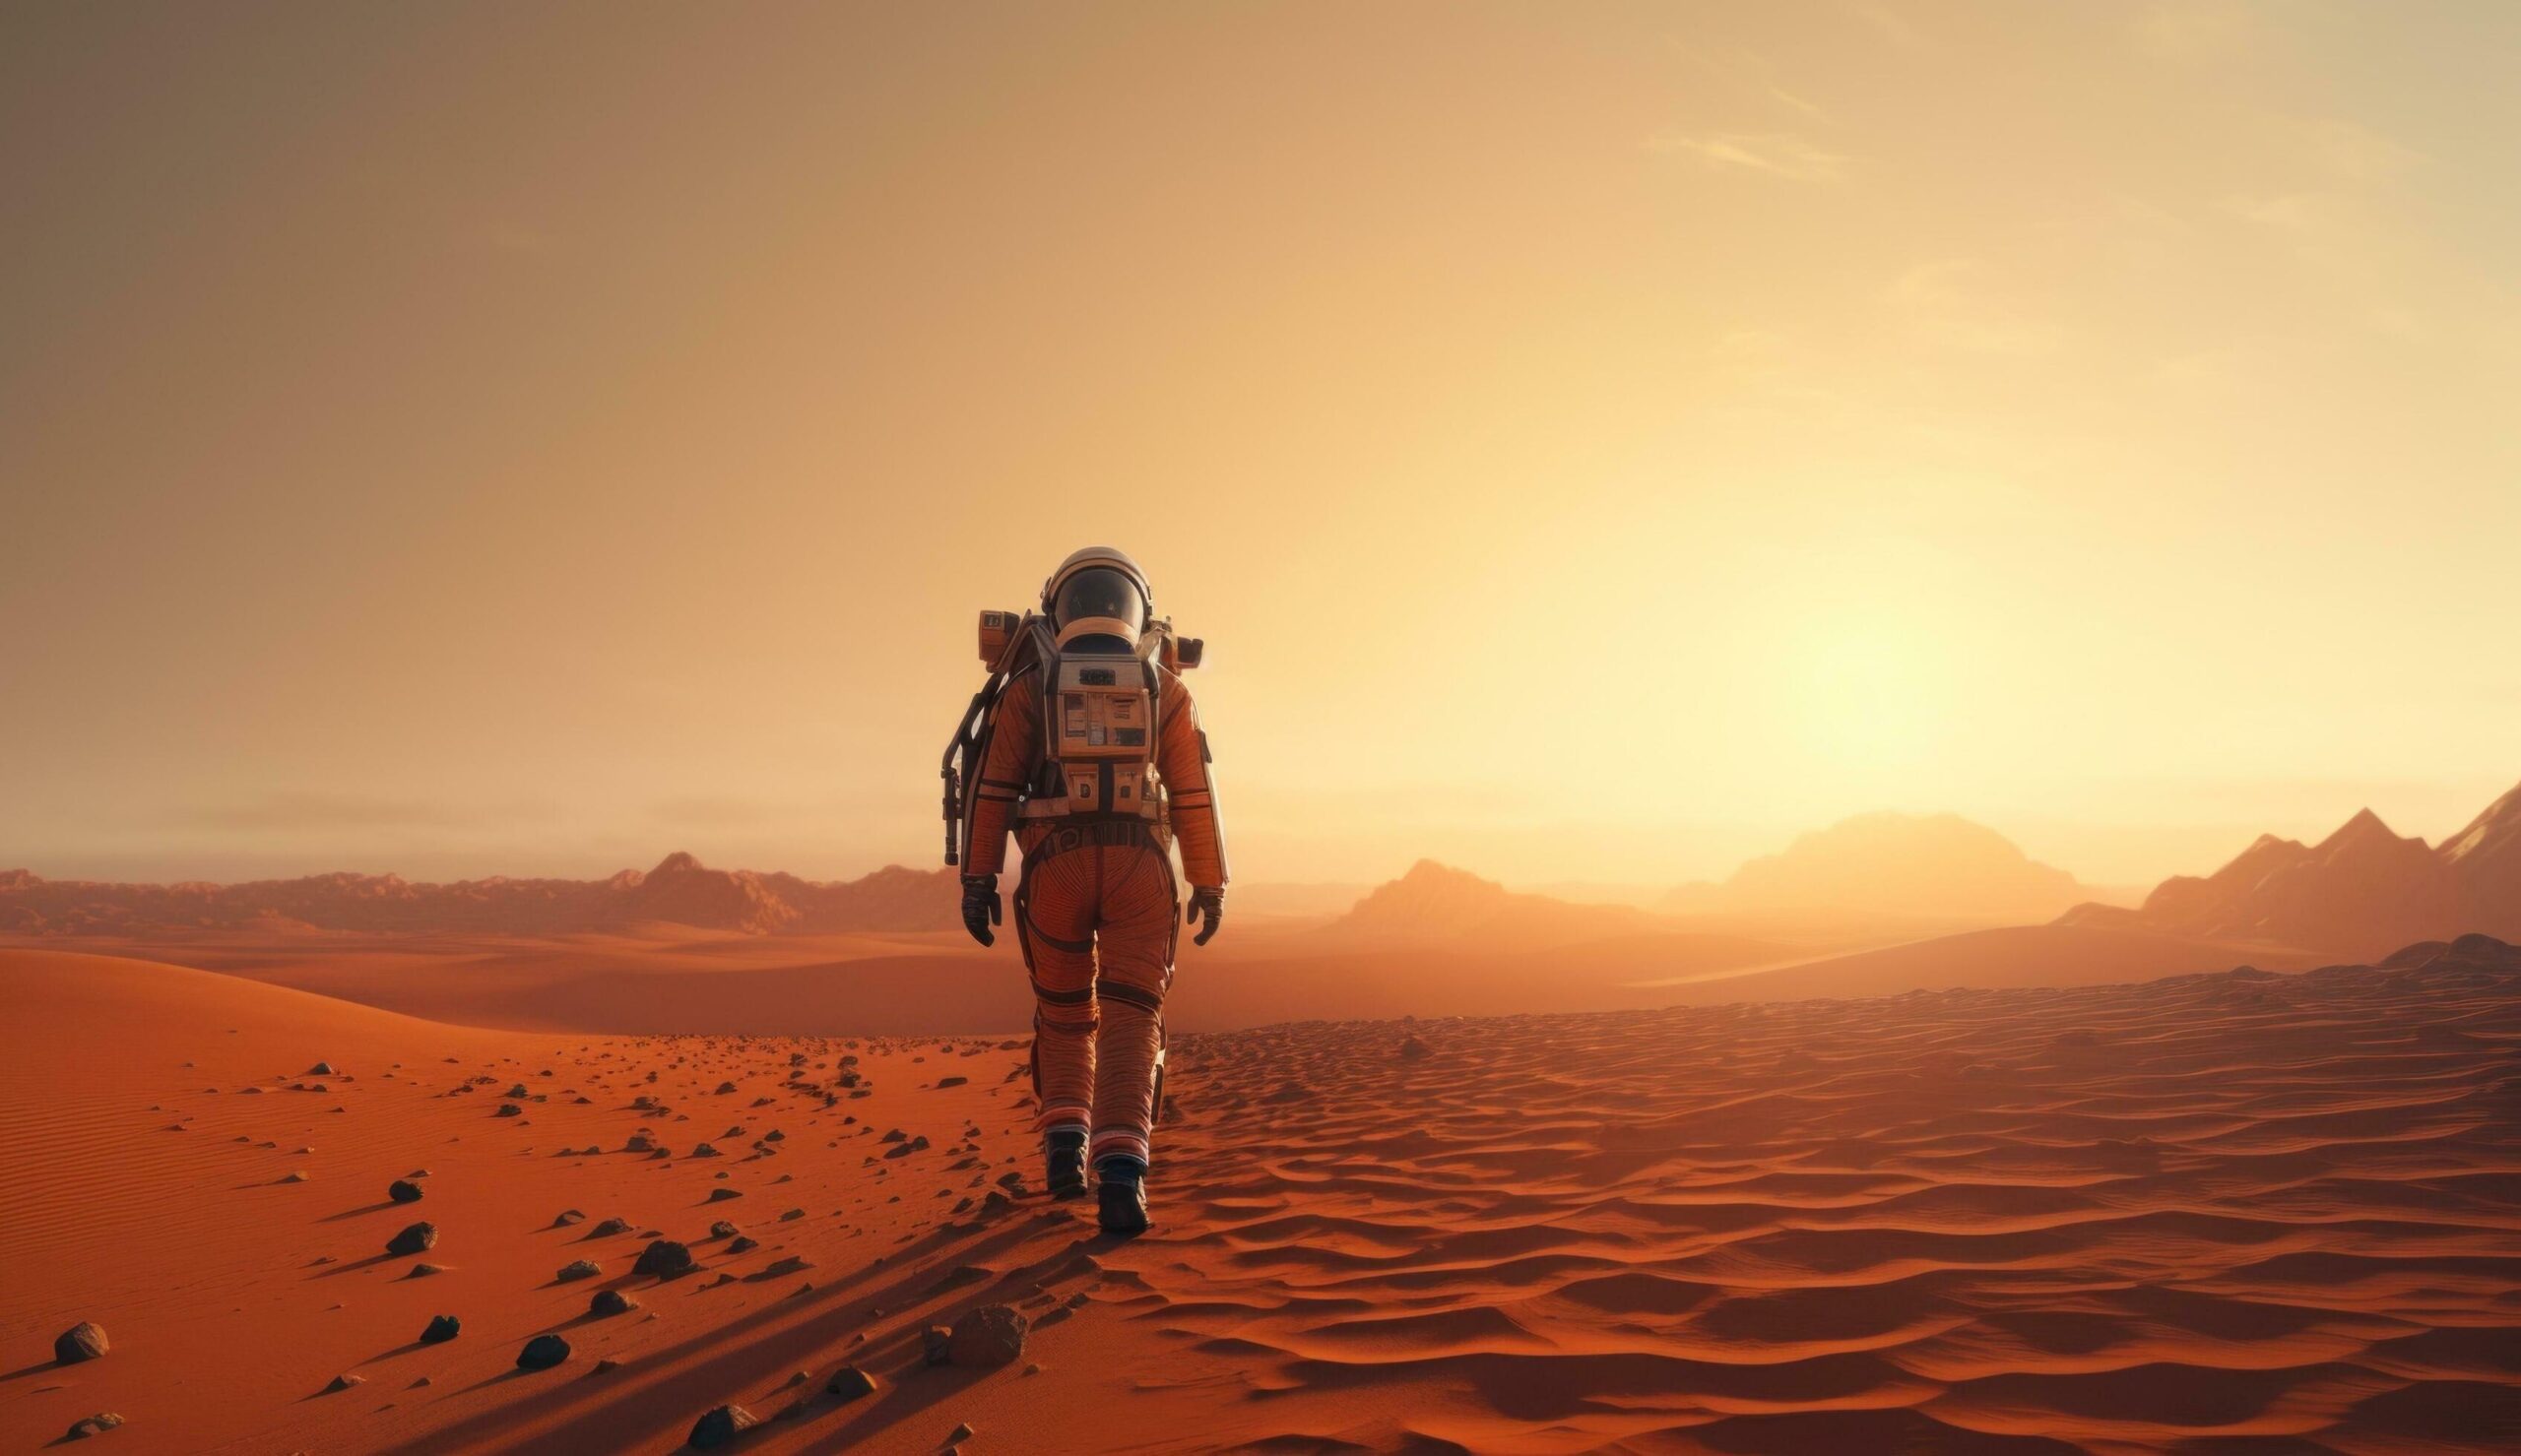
[1662,811,2092,921]
[0,852,960,936]
[2058,781,2521,958]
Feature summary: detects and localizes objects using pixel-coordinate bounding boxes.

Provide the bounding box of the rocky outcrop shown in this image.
[2058,782,2521,956]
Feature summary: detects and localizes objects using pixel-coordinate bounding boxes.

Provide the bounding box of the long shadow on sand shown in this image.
[389,1212,1110,1456]
[0,1360,66,1385]
[318,1200,400,1223]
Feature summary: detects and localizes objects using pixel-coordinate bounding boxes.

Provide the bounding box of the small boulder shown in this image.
[706,1187,743,1203]
[591,1217,631,1237]
[948,1304,1028,1368]
[552,1209,586,1227]
[65,1413,125,1441]
[634,1239,695,1278]
[55,1321,109,1363]
[323,1372,365,1394]
[826,1364,876,1400]
[726,1235,759,1254]
[387,1223,438,1257]
[687,1404,758,1449]
[557,1260,602,1282]
[420,1314,461,1344]
[591,1288,638,1316]
[516,1333,570,1369]
[707,1220,740,1239]
[388,1179,424,1204]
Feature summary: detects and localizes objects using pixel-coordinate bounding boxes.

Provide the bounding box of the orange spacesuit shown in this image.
[944,547,1226,1234]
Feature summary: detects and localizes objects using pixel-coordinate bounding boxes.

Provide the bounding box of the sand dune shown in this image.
[13,922,1828,1035]
[1641,922,2335,1000]
[6,937,2519,1452]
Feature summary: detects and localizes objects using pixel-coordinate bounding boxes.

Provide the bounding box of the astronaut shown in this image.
[950,547,1227,1234]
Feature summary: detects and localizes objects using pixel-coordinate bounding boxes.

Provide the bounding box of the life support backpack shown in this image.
[938,610,1201,867]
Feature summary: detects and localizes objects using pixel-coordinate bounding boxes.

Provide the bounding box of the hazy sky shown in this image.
[4,2,2515,890]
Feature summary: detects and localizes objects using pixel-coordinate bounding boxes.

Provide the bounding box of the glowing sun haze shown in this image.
[3,3,2514,890]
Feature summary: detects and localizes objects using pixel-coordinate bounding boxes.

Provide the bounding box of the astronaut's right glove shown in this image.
[960,874,1002,947]
[1186,885,1225,946]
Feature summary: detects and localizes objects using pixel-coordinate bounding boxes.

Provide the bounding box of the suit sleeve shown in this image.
[1159,671,1229,889]
[962,669,1040,877]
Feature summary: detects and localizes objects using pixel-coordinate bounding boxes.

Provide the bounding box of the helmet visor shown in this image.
[1051,566,1146,635]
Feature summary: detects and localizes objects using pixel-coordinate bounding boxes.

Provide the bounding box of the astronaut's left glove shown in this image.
[1186,885,1225,947]
[960,874,1001,947]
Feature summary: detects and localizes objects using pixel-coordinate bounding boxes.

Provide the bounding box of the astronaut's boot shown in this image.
[1044,1127,1088,1200]
[1096,1154,1150,1234]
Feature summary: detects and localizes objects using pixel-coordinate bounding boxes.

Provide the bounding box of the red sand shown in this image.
[6,943,2520,1453]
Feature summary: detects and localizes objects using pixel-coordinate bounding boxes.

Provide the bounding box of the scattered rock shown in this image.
[323,1372,365,1394]
[591,1217,631,1237]
[387,1223,438,1257]
[936,1075,968,1088]
[388,1179,424,1204]
[557,1260,603,1282]
[55,1322,109,1363]
[726,1235,759,1254]
[922,1325,953,1366]
[707,1220,740,1239]
[552,1209,586,1227]
[420,1314,461,1344]
[65,1413,124,1440]
[707,1187,743,1203]
[407,1262,447,1279]
[1399,1035,1432,1060]
[687,1404,758,1448]
[761,1255,812,1277]
[591,1289,638,1316]
[826,1365,876,1400]
[516,1333,571,1369]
